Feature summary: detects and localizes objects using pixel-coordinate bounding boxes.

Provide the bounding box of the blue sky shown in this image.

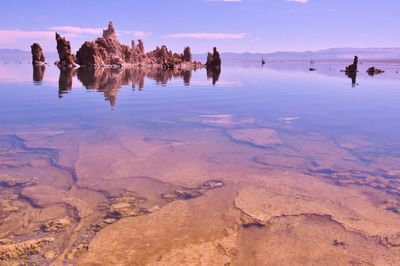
[0,0,399,53]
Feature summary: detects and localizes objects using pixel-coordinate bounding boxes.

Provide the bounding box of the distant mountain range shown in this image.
[197,48,400,63]
[2,47,400,63]
[0,49,58,63]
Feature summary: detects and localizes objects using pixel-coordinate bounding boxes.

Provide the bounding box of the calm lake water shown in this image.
[1,61,400,148]
[1,61,400,264]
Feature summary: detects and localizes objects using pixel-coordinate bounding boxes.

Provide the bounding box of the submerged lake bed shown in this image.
[1,61,400,265]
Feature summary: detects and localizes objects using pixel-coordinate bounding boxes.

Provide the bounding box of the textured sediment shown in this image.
[1,114,400,265]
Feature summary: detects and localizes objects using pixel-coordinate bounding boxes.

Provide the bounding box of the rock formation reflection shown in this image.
[344,56,358,87]
[206,66,221,85]
[32,65,46,84]
[57,67,196,106]
[58,68,77,97]
[346,71,357,87]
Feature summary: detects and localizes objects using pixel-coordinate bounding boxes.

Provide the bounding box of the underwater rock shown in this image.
[0,175,37,188]
[226,128,282,148]
[333,239,345,247]
[65,243,88,261]
[103,218,117,224]
[30,43,45,65]
[0,239,14,245]
[202,180,224,189]
[41,218,72,232]
[0,237,54,261]
[376,233,400,247]
[100,193,158,221]
[43,250,56,259]
[161,180,224,202]
[0,199,19,212]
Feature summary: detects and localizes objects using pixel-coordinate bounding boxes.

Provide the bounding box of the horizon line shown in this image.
[2,46,400,55]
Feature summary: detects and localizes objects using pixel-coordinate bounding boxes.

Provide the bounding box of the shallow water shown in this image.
[1,61,400,265]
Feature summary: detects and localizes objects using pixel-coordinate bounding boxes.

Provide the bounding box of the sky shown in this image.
[0,0,399,54]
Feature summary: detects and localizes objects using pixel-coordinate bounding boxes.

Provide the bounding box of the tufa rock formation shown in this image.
[55,33,77,68]
[137,39,145,54]
[102,21,118,40]
[30,43,45,65]
[345,56,358,73]
[341,56,359,87]
[76,22,145,67]
[206,47,222,67]
[74,22,203,69]
[182,47,192,62]
[75,41,102,67]
[47,22,207,69]
[205,47,221,85]
[367,67,385,76]
[146,45,188,69]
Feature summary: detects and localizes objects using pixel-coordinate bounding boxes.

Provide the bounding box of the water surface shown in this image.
[1,61,400,265]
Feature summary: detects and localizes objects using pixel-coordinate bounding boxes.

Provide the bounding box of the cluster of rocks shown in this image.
[341,56,386,77]
[376,233,400,247]
[0,176,37,188]
[40,218,71,233]
[0,197,21,213]
[98,180,224,225]
[33,21,210,69]
[367,66,385,76]
[98,192,160,224]
[75,22,135,67]
[308,166,400,201]
[146,45,196,69]
[65,243,89,260]
[0,237,54,262]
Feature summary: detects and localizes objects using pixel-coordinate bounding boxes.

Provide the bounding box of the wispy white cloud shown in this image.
[122,30,152,38]
[206,0,242,2]
[49,26,152,39]
[165,32,246,39]
[0,29,54,40]
[0,26,151,51]
[0,30,54,48]
[48,26,103,36]
[287,0,309,3]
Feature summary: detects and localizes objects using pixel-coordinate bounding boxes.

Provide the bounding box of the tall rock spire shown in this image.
[102,21,118,40]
